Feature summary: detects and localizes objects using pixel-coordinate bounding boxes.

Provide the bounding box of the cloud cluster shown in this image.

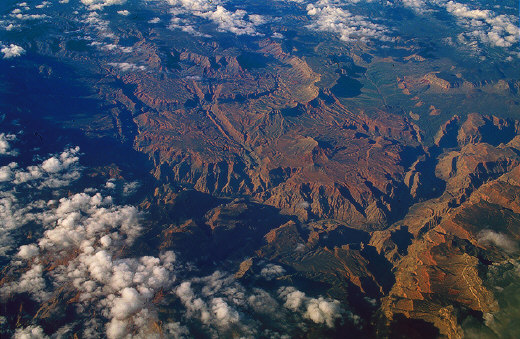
[173,265,351,337]
[81,12,136,54]
[4,2,48,22]
[4,146,82,187]
[0,146,82,256]
[443,0,519,49]
[305,1,391,43]
[0,154,179,338]
[81,0,127,11]
[0,131,352,338]
[398,0,519,51]
[0,44,25,59]
[83,11,116,40]
[13,325,49,339]
[165,0,266,37]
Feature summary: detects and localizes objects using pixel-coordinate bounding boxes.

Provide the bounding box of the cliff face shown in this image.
[371,114,520,338]
[137,112,520,338]
[91,39,428,227]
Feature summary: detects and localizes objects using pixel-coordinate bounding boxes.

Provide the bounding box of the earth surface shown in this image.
[0,0,519,338]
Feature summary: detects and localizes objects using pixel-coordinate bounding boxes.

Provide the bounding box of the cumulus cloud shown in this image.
[9,13,47,21]
[17,244,39,259]
[11,146,82,187]
[443,0,519,49]
[81,0,127,11]
[164,0,266,36]
[1,184,176,338]
[13,325,49,339]
[123,181,140,196]
[108,62,147,72]
[0,147,82,256]
[305,2,391,42]
[1,264,49,301]
[478,230,518,253]
[35,1,51,9]
[0,133,18,155]
[279,286,348,327]
[397,0,519,51]
[260,263,286,280]
[0,44,25,59]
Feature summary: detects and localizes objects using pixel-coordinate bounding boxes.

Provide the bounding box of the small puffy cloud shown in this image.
[304,297,343,327]
[260,263,286,280]
[35,1,51,9]
[279,286,344,328]
[148,17,161,24]
[17,244,39,259]
[0,133,18,155]
[10,13,47,21]
[399,0,519,51]
[83,11,116,39]
[479,230,518,253]
[198,6,264,36]
[1,44,25,59]
[108,62,146,72]
[211,297,241,326]
[117,10,130,16]
[123,181,140,196]
[91,42,133,53]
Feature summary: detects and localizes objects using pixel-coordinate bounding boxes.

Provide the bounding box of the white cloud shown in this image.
[108,62,147,72]
[12,146,82,187]
[1,44,25,59]
[117,10,130,16]
[123,181,140,196]
[80,0,126,11]
[260,263,286,280]
[83,11,116,39]
[279,286,349,327]
[10,13,47,21]
[479,230,518,253]
[397,0,519,51]
[35,1,51,9]
[1,264,49,301]
[0,147,82,257]
[17,243,39,259]
[305,2,391,42]
[0,133,18,155]
[13,325,49,339]
[164,0,266,36]
[444,0,519,49]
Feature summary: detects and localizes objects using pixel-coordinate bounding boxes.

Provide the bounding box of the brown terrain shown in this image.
[2,24,520,338]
